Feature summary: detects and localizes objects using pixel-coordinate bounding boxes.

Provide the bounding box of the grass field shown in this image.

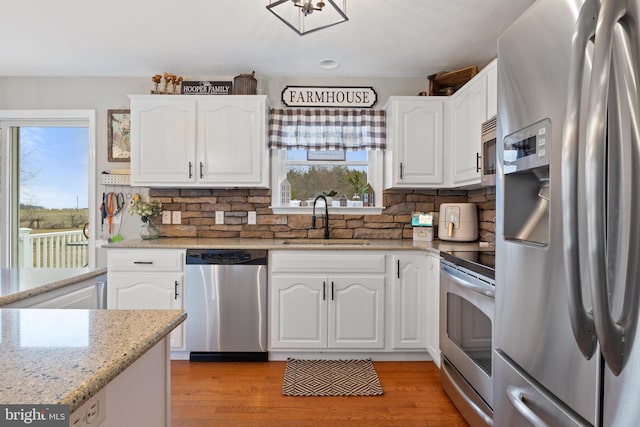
[20,207,88,231]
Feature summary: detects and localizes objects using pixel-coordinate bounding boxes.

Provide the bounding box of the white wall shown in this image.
[0,75,427,266]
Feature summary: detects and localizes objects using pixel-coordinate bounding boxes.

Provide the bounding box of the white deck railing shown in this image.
[18,228,88,268]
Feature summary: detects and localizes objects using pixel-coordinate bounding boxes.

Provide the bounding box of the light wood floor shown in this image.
[171,360,468,427]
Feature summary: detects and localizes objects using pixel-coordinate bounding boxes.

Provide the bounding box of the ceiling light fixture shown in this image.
[266,0,348,36]
[318,58,339,70]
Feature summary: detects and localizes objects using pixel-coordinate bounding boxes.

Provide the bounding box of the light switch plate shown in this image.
[172,211,181,225]
[248,211,256,225]
[216,211,225,224]
[162,211,172,224]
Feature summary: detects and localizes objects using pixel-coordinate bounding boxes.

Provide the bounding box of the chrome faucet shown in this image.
[312,195,330,239]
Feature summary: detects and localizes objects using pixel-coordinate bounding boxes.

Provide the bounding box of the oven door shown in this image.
[440,259,495,411]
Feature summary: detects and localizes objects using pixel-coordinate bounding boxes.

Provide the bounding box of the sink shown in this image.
[282,239,370,246]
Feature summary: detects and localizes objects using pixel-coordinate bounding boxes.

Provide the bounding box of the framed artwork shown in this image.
[107,109,131,162]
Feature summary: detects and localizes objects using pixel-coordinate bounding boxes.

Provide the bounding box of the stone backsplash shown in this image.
[150,187,496,243]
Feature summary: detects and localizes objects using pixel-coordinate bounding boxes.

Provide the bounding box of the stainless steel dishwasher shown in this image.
[185,249,268,362]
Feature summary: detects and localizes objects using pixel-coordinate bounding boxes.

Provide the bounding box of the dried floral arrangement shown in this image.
[129,195,162,223]
[151,72,184,94]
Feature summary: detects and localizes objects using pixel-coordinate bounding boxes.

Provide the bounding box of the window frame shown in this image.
[270,148,384,215]
[0,110,96,268]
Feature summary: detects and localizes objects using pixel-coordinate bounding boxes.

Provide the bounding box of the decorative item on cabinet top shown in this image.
[181,81,232,95]
[427,65,478,96]
[151,72,184,94]
[233,71,258,95]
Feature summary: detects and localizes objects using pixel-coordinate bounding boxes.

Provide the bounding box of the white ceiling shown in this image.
[0,0,535,79]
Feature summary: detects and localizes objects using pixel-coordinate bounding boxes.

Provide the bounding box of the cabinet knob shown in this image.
[188,161,193,178]
[199,162,204,179]
[174,281,179,299]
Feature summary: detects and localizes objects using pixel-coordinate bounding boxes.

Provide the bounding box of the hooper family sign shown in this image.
[281,86,377,108]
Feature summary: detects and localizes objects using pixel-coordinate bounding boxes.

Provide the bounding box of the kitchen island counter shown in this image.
[0,308,186,414]
[0,267,107,306]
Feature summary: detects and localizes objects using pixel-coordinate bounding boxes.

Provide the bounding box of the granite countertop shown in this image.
[0,267,107,306]
[0,308,186,413]
[104,237,487,253]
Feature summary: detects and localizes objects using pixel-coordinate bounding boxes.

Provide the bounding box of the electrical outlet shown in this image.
[248,211,257,225]
[172,211,181,225]
[162,211,172,224]
[215,211,225,224]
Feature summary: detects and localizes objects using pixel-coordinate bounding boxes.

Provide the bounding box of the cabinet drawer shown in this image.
[108,249,185,272]
[270,250,386,274]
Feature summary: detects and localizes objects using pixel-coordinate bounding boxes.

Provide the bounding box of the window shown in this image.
[0,111,96,268]
[269,108,385,213]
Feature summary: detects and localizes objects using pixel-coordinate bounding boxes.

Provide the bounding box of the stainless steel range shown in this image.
[439,250,495,427]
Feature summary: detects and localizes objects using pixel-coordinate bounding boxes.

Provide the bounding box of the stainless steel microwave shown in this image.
[480,116,497,186]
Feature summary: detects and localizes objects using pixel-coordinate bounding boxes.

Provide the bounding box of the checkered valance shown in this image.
[268,108,386,151]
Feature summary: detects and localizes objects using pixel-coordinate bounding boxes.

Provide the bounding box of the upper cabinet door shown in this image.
[449,76,487,185]
[130,97,196,185]
[129,95,269,188]
[486,60,498,119]
[197,98,268,186]
[384,98,444,188]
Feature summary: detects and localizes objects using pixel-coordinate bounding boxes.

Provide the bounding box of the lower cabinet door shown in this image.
[270,274,386,350]
[107,273,184,349]
[270,275,327,349]
[329,276,385,349]
[390,254,428,349]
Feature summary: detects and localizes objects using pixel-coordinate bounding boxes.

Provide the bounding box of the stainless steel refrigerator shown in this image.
[495,0,640,425]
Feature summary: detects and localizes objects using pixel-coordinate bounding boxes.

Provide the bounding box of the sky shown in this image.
[19,127,88,209]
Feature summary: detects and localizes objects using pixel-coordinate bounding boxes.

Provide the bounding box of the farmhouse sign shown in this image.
[282,86,377,108]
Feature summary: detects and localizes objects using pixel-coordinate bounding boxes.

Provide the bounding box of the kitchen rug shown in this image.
[282,358,384,396]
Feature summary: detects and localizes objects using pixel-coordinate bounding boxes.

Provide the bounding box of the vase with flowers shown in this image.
[129,195,163,240]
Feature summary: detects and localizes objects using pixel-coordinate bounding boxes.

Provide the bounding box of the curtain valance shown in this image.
[268,108,386,151]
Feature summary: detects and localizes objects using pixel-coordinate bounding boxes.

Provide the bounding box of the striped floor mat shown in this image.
[281,358,384,396]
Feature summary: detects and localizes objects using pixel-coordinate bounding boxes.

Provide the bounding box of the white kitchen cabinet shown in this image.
[446,59,497,187]
[269,251,386,350]
[389,252,428,350]
[3,274,106,309]
[130,95,269,188]
[426,253,441,367]
[129,97,196,185]
[486,60,498,119]
[69,338,171,427]
[107,249,185,349]
[270,275,327,348]
[384,97,444,188]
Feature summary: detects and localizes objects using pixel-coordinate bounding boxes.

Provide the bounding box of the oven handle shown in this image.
[441,264,495,299]
[441,360,494,426]
[506,386,551,427]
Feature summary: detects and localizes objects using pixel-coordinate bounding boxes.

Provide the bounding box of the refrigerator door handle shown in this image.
[561,0,598,360]
[585,0,640,376]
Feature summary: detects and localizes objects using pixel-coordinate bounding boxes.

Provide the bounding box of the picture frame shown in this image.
[107,109,131,162]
